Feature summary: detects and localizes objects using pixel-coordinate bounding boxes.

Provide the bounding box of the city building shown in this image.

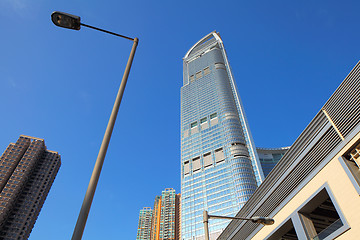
[257,147,289,177]
[180,31,264,240]
[150,197,161,240]
[136,188,181,240]
[0,135,61,239]
[218,61,360,239]
[137,207,153,240]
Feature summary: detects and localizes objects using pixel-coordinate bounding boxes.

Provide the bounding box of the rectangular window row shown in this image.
[183,148,225,176]
[184,113,218,139]
[189,66,211,83]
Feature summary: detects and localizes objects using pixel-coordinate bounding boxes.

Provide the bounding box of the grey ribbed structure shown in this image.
[218,61,360,239]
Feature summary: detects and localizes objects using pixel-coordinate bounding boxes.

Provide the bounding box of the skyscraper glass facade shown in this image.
[257,147,289,177]
[180,32,264,239]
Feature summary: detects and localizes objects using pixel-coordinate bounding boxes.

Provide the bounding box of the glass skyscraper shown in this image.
[180,31,264,240]
[257,147,289,177]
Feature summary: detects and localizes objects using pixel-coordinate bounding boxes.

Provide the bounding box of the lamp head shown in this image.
[51,11,81,30]
[251,217,275,225]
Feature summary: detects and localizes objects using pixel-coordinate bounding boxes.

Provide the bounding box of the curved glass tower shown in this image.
[180,31,264,239]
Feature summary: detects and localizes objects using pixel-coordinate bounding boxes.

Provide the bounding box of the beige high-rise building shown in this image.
[0,135,61,239]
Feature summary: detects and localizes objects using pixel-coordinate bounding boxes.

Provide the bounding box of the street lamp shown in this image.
[203,210,274,240]
[51,11,138,240]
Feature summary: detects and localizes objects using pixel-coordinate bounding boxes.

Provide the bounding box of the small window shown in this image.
[210,113,217,119]
[215,148,222,152]
[215,148,225,163]
[267,219,298,240]
[348,142,360,168]
[341,140,360,193]
[196,71,202,79]
[183,161,190,175]
[204,67,210,75]
[200,118,207,124]
[203,152,212,168]
[298,188,344,240]
[192,157,201,172]
[215,62,226,70]
[191,122,198,128]
[190,75,194,82]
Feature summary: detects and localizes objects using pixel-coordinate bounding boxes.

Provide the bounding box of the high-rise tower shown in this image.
[180,31,263,239]
[136,188,181,240]
[0,135,61,239]
[137,207,153,240]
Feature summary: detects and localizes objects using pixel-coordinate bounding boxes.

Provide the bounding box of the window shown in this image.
[190,75,194,82]
[196,71,202,79]
[215,62,226,70]
[348,141,360,167]
[204,67,210,75]
[268,219,298,240]
[183,161,190,175]
[200,118,207,124]
[210,113,218,126]
[298,188,344,240]
[215,148,225,163]
[341,140,360,193]
[192,157,201,172]
[203,153,212,168]
[190,122,197,128]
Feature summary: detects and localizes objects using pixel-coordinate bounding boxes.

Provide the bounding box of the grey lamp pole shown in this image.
[51,11,139,240]
[203,210,274,240]
[203,210,210,240]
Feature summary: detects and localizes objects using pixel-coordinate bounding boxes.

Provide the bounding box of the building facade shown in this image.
[137,207,153,240]
[136,188,181,240]
[257,147,289,177]
[150,197,161,240]
[180,31,264,240]
[218,61,360,240]
[0,135,61,239]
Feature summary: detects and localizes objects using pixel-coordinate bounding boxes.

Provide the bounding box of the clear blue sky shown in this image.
[1,0,360,239]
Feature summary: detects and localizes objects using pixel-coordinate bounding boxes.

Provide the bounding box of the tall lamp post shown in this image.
[51,11,138,240]
[203,210,275,240]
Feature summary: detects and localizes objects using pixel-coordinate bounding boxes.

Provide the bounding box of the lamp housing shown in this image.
[51,11,81,30]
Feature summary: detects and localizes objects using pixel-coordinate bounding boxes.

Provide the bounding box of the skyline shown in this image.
[136,188,180,240]
[1,0,360,239]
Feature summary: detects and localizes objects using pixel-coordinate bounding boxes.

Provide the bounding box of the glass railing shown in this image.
[313,219,343,240]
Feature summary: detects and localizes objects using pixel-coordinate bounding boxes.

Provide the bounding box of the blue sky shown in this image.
[1,0,360,239]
